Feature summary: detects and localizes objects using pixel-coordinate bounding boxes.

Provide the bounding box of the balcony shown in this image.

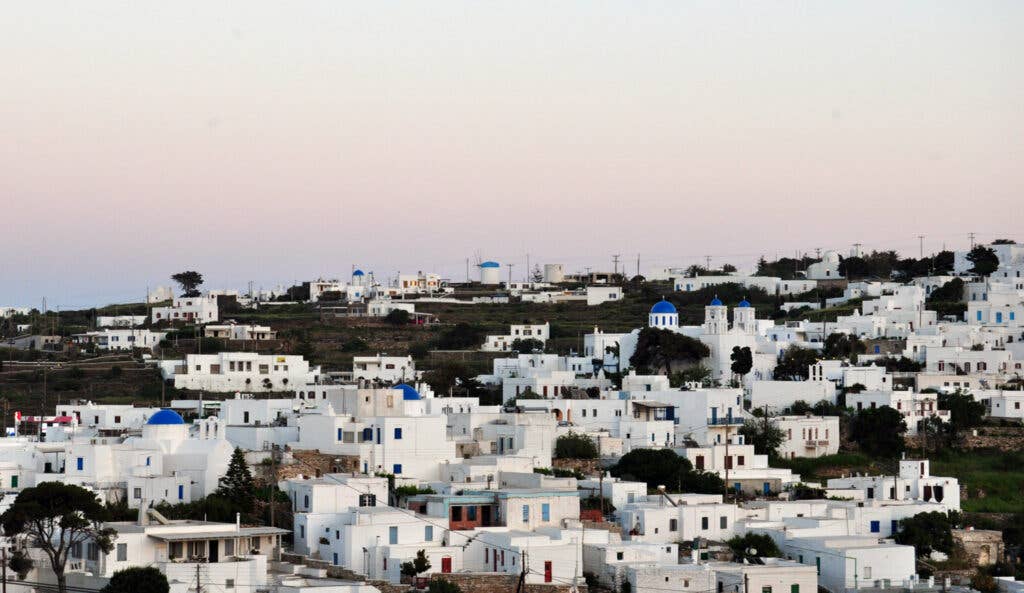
[805,439,829,447]
[707,417,744,426]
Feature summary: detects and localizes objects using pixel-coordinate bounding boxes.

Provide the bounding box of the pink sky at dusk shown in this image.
[1,2,1021,307]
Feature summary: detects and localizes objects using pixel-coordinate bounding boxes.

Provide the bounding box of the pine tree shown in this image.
[217,447,255,512]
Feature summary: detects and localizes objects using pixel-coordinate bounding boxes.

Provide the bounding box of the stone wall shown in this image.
[553,458,600,477]
[430,573,587,593]
[273,450,362,481]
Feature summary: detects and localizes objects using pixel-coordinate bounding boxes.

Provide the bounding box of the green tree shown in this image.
[672,365,712,388]
[401,549,432,579]
[850,406,907,458]
[101,567,170,593]
[170,271,204,297]
[555,432,599,459]
[0,483,116,593]
[739,417,786,458]
[727,533,782,560]
[428,579,463,593]
[730,346,753,377]
[434,323,485,350]
[384,309,412,325]
[938,390,986,434]
[511,337,545,353]
[630,328,709,374]
[217,447,255,514]
[774,347,820,380]
[927,278,964,303]
[609,449,723,494]
[894,511,958,556]
[967,246,999,276]
[823,333,866,361]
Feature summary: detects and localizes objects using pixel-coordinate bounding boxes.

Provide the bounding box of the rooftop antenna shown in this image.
[968,232,976,249]
[917,235,925,259]
[612,254,621,277]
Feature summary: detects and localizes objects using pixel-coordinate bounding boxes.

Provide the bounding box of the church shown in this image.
[617,297,777,385]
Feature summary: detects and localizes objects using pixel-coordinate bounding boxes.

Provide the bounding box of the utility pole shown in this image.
[526,253,530,283]
[612,254,621,278]
[195,563,203,593]
[636,254,640,278]
[506,264,515,288]
[704,255,711,270]
[969,232,976,249]
[723,421,730,502]
[466,258,470,283]
[269,445,278,528]
[917,235,925,259]
[2,546,6,593]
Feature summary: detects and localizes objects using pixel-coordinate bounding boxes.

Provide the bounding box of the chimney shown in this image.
[236,512,241,531]
[138,499,150,526]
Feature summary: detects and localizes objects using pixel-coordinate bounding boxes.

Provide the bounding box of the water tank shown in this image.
[543,264,565,283]
[479,261,501,285]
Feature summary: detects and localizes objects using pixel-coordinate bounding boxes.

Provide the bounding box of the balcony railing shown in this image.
[707,417,744,426]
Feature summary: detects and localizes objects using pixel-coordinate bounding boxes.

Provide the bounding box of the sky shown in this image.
[1,2,1022,308]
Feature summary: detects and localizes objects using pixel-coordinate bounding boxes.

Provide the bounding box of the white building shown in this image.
[827,458,960,512]
[73,328,167,352]
[96,315,147,328]
[352,355,417,383]
[161,353,320,392]
[151,295,219,324]
[772,415,840,459]
[482,323,551,352]
[203,321,277,341]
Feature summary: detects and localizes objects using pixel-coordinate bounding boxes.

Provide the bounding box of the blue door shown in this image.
[711,408,718,424]
[996,312,1003,323]
[763,482,770,495]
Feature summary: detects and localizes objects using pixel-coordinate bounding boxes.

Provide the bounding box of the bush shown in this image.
[428,579,463,593]
[100,566,169,593]
[727,533,781,560]
[554,432,599,459]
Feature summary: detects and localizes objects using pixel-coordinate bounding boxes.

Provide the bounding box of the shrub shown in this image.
[554,432,599,459]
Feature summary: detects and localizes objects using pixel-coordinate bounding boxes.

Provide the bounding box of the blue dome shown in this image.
[709,296,723,306]
[480,261,500,268]
[147,409,185,425]
[650,299,677,314]
[395,384,421,401]
[352,269,365,276]
[738,299,751,308]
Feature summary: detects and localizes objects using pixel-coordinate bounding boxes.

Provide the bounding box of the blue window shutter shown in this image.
[425,526,433,541]
[522,505,529,522]
[977,311,983,321]
[77,457,84,471]
[394,427,402,440]
[870,520,880,533]
[178,485,184,500]
[337,428,343,441]
[393,464,402,475]
[542,503,550,521]
[389,526,398,544]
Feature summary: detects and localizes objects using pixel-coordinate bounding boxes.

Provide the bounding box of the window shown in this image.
[791,586,799,593]
[425,526,434,541]
[304,495,309,509]
[467,506,477,521]
[669,519,678,531]
[522,505,530,522]
[133,487,142,499]
[616,552,624,560]
[393,464,402,474]
[178,485,185,500]
[389,526,398,545]
[77,457,84,471]
[226,579,235,589]
[11,475,17,488]
[243,412,250,423]
[541,503,550,521]
[71,542,82,558]
[701,517,709,530]
[300,525,305,538]
[225,540,234,556]
[763,587,773,593]
[87,543,98,561]
[337,428,343,441]
[870,520,880,533]
[720,516,728,529]
[394,427,402,440]
[451,507,462,521]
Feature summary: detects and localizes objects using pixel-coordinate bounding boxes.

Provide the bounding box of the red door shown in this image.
[441,557,452,573]
[544,561,552,583]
